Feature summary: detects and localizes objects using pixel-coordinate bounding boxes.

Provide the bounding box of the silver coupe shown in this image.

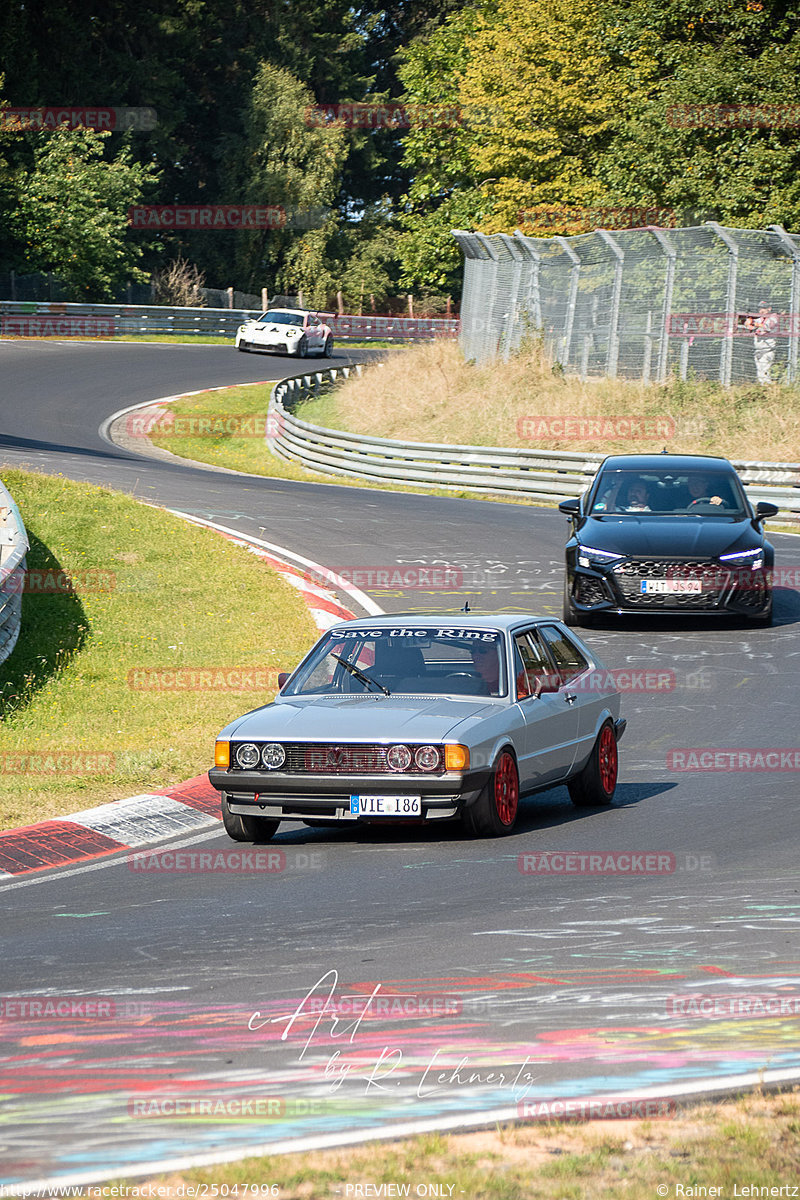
[208,613,626,841]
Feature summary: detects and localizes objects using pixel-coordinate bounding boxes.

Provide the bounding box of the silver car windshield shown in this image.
[284,628,508,697]
[590,469,746,516]
[258,311,304,326]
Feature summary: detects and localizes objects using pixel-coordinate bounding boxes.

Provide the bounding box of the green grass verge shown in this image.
[0,468,318,829]
[104,1090,800,1199]
[144,383,542,505]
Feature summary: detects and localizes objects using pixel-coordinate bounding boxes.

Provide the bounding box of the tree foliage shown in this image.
[6,129,159,299]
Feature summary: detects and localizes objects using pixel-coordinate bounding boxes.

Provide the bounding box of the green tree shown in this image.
[8,128,159,299]
[596,1,800,228]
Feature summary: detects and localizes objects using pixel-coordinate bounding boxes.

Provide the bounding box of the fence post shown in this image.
[706,222,738,387]
[515,233,543,336]
[553,237,580,369]
[650,227,678,384]
[767,224,800,384]
[226,286,234,309]
[498,234,524,361]
[261,288,269,310]
[595,230,624,379]
[475,233,502,362]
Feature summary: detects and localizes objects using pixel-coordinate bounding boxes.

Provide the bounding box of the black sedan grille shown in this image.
[575,576,609,607]
[613,559,725,608]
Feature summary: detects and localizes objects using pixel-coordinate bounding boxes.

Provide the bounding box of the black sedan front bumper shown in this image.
[567,557,772,618]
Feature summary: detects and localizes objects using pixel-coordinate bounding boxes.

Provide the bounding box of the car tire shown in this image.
[747,598,773,626]
[568,721,617,807]
[563,580,583,627]
[221,794,280,842]
[321,335,333,358]
[462,748,519,837]
[296,336,308,358]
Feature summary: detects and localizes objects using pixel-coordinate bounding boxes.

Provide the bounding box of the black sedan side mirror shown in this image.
[558,497,580,516]
[277,672,290,688]
[754,501,779,522]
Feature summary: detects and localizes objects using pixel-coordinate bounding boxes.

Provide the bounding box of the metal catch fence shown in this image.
[268,368,800,522]
[453,223,800,386]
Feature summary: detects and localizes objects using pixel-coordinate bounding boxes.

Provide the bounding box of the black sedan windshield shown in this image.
[590,469,747,517]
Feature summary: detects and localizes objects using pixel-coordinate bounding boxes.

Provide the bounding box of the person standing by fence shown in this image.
[746,301,779,384]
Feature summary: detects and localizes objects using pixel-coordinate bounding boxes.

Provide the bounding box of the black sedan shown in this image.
[559,454,778,626]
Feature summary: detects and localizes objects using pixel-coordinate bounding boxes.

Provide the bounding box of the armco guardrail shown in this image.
[0,301,458,341]
[0,480,29,666]
[269,368,800,522]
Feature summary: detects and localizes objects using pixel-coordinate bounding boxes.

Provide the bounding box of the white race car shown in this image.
[235,308,334,358]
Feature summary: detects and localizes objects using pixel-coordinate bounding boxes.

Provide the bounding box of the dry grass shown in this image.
[298,339,800,463]
[96,1089,800,1200]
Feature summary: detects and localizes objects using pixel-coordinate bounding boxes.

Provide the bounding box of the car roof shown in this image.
[597,453,734,472]
[327,613,557,634]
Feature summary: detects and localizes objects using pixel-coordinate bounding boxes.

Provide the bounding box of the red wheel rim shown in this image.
[494,752,519,825]
[598,725,618,795]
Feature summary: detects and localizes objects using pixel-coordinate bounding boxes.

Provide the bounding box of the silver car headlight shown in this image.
[261,743,286,770]
[235,742,260,769]
[387,744,412,771]
[414,745,441,771]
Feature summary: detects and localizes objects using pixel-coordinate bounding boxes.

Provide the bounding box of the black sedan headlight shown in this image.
[577,545,626,570]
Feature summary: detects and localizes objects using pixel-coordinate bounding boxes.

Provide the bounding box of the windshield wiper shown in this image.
[332,653,391,696]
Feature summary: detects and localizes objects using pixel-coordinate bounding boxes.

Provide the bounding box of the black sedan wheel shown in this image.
[463,748,519,837]
[221,794,280,842]
[568,721,617,807]
[563,580,581,627]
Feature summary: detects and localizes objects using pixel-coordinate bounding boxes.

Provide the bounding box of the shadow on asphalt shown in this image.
[269,781,675,847]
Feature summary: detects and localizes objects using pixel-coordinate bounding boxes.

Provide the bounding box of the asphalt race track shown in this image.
[2,340,800,1186]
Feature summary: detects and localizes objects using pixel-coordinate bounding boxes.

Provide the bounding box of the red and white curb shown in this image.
[0,516,381,880]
